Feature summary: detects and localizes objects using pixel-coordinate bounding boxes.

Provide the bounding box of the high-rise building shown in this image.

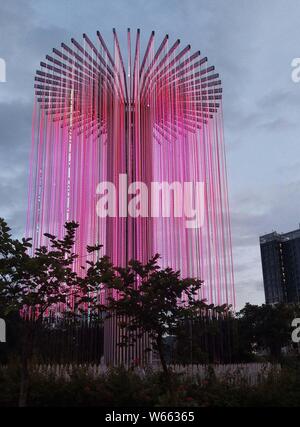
[260,228,300,304]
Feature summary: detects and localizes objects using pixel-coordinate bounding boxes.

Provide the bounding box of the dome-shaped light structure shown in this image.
[27,29,235,361]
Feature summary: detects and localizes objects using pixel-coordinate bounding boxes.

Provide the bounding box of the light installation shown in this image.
[27,29,235,363]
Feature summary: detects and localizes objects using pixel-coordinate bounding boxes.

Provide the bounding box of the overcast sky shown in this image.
[1,0,300,309]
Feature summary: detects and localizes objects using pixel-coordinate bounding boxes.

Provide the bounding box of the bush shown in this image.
[0,363,300,407]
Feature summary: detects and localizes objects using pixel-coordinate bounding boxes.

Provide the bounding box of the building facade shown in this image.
[260,228,300,304]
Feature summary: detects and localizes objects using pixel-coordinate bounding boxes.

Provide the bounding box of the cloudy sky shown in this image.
[0,0,300,309]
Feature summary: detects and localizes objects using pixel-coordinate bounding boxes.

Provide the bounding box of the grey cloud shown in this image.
[0,101,31,236]
[258,117,296,131]
[257,89,300,110]
[1,0,300,310]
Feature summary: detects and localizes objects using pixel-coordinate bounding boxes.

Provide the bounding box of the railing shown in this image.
[0,362,280,386]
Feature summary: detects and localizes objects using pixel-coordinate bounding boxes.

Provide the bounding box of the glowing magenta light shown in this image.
[27,29,235,312]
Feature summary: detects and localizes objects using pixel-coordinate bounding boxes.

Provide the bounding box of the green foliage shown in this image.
[1,363,300,407]
[237,303,300,361]
[85,253,225,374]
[2,215,300,405]
[0,218,93,406]
[0,218,83,318]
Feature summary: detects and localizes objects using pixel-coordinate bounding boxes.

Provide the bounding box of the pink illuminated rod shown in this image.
[27,29,235,314]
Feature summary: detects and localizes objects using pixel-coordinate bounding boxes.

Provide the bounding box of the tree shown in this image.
[86,253,220,378]
[0,215,229,400]
[0,218,85,406]
[237,303,300,361]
